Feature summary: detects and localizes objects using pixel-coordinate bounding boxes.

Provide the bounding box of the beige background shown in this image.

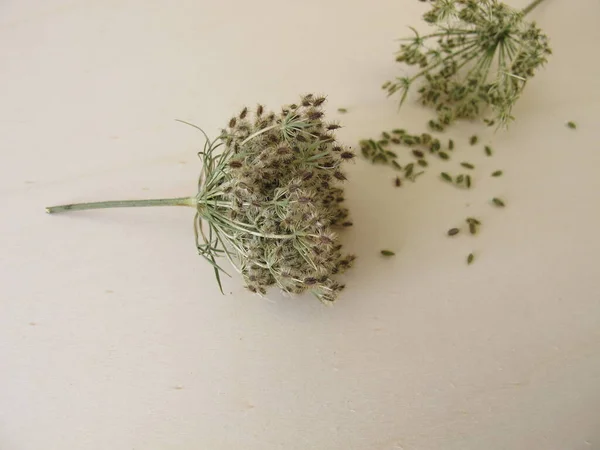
[1,0,600,449]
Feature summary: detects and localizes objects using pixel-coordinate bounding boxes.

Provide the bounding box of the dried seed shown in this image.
[447,228,460,236]
[381,250,395,256]
[438,152,449,160]
[391,138,401,144]
[465,175,472,188]
[491,170,503,177]
[404,163,414,177]
[392,129,406,135]
[412,149,424,158]
[430,140,441,152]
[337,108,348,113]
[391,160,402,170]
[441,172,452,182]
[469,135,478,145]
[385,150,398,158]
[395,176,402,187]
[466,217,481,225]
[461,162,475,169]
[467,253,475,265]
[484,145,493,156]
[567,121,577,129]
[378,139,389,146]
[456,174,464,183]
[382,131,391,140]
[448,139,454,150]
[417,159,428,167]
[421,133,432,145]
[492,198,505,207]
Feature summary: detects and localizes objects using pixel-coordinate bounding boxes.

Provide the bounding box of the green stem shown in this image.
[522,0,547,15]
[46,196,197,214]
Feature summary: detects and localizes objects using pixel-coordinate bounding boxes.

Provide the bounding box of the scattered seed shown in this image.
[417,159,428,167]
[447,228,460,236]
[484,145,493,156]
[469,135,478,145]
[461,162,475,169]
[438,152,449,160]
[337,108,348,113]
[492,198,505,207]
[381,250,395,256]
[441,172,452,182]
[448,139,454,150]
[467,253,475,265]
[567,121,577,129]
[412,149,425,158]
[491,170,503,177]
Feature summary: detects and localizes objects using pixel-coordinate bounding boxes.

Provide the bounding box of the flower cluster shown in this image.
[194,95,356,303]
[383,0,552,129]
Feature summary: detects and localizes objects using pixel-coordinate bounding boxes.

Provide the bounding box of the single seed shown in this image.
[466,217,481,225]
[382,131,391,139]
[381,250,395,256]
[447,228,460,236]
[378,139,389,146]
[421,133,432,144]
[391,138,401,144]
[461,162,475,169]
[395,176,402,187]
[441,172,452,182]
[484,146,493,156]
[448,139,454,150]
[405,163,414,177]
[567,121,577,129]
[438,152,449,160]
[417,159,428,167]
[456,174,464,183]
[385,150,398,158]
[469,222,477,235]
[430,140,441,152]
[492,198,505,207]
[392,129,406,135]
[391,160,402,170]
[337,108,348,113]
[412,149,424,158]
[467,253,475,265]
[491,170,503,177]
[465,175,472,188]
[469,135,478,145]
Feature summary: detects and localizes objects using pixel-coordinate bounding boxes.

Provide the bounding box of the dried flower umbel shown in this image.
[46,95,356,303]
[383,0,552,129]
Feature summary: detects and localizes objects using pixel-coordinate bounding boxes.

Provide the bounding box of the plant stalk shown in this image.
[46,196,197,214]
[522,0,547,16]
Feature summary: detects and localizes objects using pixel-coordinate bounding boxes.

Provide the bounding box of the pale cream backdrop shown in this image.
[1,0,600,449]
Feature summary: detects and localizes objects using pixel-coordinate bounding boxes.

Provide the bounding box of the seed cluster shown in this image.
[195,95,356,303]
[383,0,552,129]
